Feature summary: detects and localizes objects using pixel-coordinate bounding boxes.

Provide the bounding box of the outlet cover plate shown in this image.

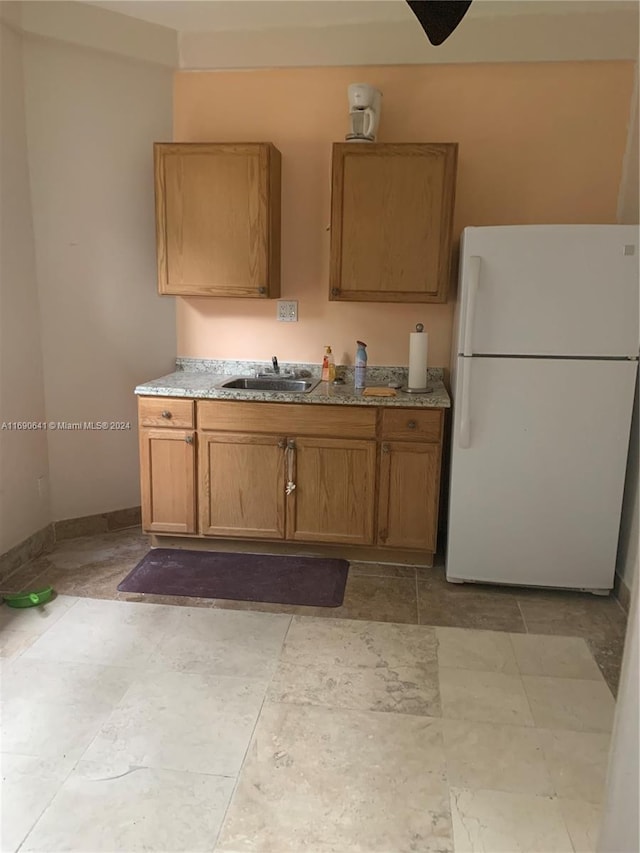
[277,300,298,322]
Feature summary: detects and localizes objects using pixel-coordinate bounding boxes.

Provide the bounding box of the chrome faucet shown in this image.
[255,356,291,379]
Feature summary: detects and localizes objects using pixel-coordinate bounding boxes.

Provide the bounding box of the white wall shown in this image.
[23,37,176,521]
[616,382,639,589]
[605,75,639,839]
[0,19,51,552]
[179,5,639,70]
[20,0,177,67]
[598,573,639,853]
[616,72,639,591]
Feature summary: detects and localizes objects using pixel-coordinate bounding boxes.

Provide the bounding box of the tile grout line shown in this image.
[14,753,80,853]
[14,741,87,853]
[516,598,530,634]
[210,613,295,852]
[506,630,540,731]
[11,628,93,853]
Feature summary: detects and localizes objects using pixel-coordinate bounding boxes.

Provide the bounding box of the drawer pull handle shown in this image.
[382,443,390,453]
[161,410,172,419]
[407,420,417,429]
[185,435,193,445]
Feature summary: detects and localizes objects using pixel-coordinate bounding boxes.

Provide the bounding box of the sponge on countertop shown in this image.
[362,387,397,397]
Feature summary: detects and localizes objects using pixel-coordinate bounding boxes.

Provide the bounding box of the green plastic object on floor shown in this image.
[3,587,53,608]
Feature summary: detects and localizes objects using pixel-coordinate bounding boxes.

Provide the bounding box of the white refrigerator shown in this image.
[447,225,639,592]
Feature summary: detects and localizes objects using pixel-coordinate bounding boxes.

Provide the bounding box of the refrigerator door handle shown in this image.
[462,256,481,357]
[458,357,472,449]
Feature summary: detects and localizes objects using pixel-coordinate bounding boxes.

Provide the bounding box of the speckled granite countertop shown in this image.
[135,359,451,409]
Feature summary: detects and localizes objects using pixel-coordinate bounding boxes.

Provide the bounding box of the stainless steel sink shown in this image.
[220,377,320,393]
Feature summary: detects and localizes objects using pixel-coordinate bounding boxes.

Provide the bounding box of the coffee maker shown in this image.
[346,83,382,143]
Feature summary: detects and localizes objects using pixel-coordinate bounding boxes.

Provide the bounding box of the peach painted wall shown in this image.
[174,62,634,368]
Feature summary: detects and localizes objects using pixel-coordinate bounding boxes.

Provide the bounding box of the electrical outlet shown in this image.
[277,300,298,322]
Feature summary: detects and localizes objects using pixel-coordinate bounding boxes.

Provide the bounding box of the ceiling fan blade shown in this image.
[406,0,473,46]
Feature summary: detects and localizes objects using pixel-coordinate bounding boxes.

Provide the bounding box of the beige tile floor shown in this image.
[0,598,619,852]
[0,528,628,852]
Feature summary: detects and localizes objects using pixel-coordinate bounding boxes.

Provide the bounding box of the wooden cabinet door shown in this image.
[286,437,376,545]
[199,433,286,539]
[378,441,441,551]
[140,428,196,533]
[330,143,457,303]
[154,143,281,298]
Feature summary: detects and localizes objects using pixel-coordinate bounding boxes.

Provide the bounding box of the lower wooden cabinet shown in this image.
[286,437,376,545]
[138,397,444,555]
[139,427,196,533]
[378,441,441,551]
[199,432,286,539]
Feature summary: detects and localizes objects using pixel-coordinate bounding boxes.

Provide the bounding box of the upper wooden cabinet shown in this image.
[154,143,281,298]
[329,143,457,303]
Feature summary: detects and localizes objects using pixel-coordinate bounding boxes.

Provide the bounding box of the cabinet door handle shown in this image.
[407,420,417,430]
[379,528,388,543]
[286,439,296,495]
[277,438,286,449]
[185,435,193,444]
[161,410,172,419]
[258,286,266,295]
[382,442,390,453]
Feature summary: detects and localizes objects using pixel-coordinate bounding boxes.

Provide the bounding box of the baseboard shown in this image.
[0,507,142,583]
[54,507,142,541]
[0,524,54,583]
[150,534,434,568]
[613,571,632,613]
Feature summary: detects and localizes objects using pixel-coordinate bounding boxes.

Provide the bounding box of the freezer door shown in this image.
[447,356,637,590]
[458,225,639,357]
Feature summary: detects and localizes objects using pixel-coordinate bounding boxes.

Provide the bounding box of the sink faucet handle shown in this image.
[272,356,279,374]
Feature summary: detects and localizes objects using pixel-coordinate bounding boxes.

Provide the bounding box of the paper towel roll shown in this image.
[408,331,428,390]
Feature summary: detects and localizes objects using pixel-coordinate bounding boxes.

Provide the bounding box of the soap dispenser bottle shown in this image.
[355,340,367,389]
[322,346,335,382]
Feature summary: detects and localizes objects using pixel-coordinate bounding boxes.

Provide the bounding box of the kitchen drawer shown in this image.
[198,401,376,439]
[138,397,195,429]
[380,408,443,443]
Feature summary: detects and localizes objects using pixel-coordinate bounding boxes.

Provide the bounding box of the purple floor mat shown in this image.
[117,548,349,607]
